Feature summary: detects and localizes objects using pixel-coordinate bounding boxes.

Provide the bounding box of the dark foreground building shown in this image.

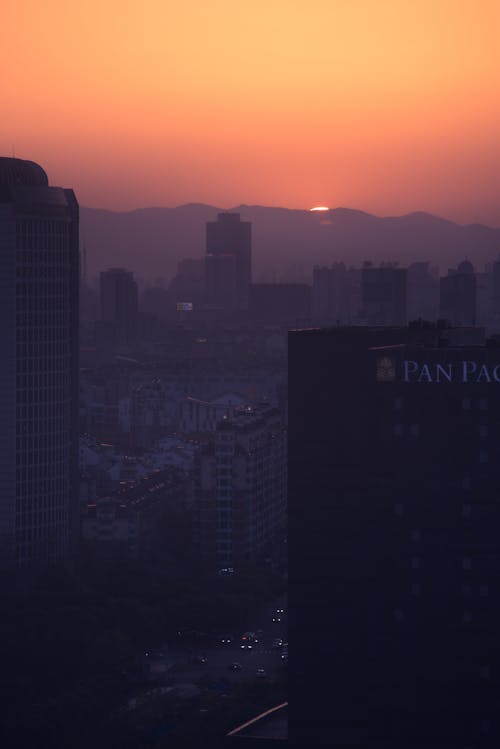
[289,324,500,747]
[0,157,79,568]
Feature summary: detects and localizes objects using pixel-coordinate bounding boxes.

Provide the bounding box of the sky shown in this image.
[1,0,499,224]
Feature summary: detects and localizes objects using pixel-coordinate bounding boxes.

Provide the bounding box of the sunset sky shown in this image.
[1,0,499,224]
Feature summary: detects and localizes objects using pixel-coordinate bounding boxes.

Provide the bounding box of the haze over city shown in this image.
[2,1,500,747]
[2,0,499,224]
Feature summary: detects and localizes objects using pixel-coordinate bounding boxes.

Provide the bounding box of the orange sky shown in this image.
[1,0,499,224]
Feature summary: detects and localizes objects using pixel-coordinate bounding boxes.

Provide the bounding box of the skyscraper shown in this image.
[361,262,407,325]
[289,323,500,747]
[0,157,79,568]
[440,260,477,326]
[205,212,251,312]
[99,267,138,346]
[193,405,287,571]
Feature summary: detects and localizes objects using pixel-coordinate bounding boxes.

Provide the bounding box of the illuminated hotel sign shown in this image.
[376,356,500,383]
[403,360,500,384]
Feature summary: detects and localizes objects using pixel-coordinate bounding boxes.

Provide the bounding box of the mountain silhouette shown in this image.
[80,204,500,284]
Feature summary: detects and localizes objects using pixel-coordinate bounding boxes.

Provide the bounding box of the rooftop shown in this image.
[0,157,48,187]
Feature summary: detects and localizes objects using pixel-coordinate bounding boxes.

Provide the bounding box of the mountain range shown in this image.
[80,204,500,285]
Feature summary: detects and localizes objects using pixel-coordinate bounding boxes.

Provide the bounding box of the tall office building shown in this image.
[0,157,79,568]
[289,324,500,747]
[440,260,477,326]
[491,259,500,318]
[407,261,439,321]
[99,267,138,346]
[312,263,362,325]
[193,405,287,571]
[205,212,251,312]
[361,262,407,325]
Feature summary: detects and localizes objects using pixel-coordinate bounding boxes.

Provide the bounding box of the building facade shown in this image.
[193,405,287,571]
[205,213,252,312]
[99,267,138,346]
[361,263,407,325]
[440,260,477,326]
[0,157,79,568]
[289,324,500,747]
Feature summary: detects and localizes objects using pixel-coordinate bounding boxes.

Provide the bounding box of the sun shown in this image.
[310,206,329,212]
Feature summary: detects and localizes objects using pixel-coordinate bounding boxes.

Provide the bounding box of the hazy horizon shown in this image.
[2,0,499,225]
[80,201,500,229]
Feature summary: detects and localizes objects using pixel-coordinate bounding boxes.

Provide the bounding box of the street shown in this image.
[166,592,287,687]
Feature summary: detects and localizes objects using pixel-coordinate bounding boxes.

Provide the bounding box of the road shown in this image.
[166,592,287,686]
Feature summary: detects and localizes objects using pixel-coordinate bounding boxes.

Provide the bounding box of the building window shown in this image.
[393,503,404,516]
[462,584,472,596]
[394,397,403,410]
[462,557,472,570]
[463,611,472,624]
[462,398,471,410]
[393,424,403,436]
[462,504,472,518]
[480,583,489,597]
[393,609,404,622]
[411,530,421,542]
[410,424,420,436]
[480,425,489,437]
[480,666,490,679]
[411,557,420,569]
[462,476,471,490]
[411,583,421,596]
[480,451,489,464]
[479,398,488,411]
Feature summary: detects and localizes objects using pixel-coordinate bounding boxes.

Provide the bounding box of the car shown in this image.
[241,632,259,645]
[229,662,242,672]
[256,668,267,679]
[272,638,284,650]
[191,653,208,664]
[144,649,164,658]
[272,615,282,623]
[218,567,235,576]
[218,635,233,646]
[240,642,253,650]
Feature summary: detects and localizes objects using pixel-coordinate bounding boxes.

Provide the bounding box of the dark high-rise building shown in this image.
[440,260,477,326]
[99,267,138,346]
[168,257,204,310]
[205,212,251,312]
[0,157,79,568]
[193,405,287,571]
[361,263,407,325]
[407,261,439,322]
[491,259,500,317]
[289,324,500,747]
[312,263,362,325]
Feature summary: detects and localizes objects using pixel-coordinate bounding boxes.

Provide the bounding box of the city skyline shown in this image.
[1,1,499,225]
